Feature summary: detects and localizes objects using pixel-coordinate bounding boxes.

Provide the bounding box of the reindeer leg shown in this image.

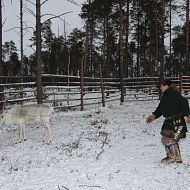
[42,123,46,142]
[18,124,23,143]
[46,123,52,145]
[23,124,27,141]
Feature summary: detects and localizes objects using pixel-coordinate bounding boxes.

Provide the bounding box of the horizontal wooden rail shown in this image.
[0,74,190,110]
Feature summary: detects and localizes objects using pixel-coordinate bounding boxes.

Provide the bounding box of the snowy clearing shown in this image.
[1,100,190,190]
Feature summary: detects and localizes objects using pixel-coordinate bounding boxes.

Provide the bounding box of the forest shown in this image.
[0,0,190,79]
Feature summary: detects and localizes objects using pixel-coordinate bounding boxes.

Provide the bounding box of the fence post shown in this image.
[180,73,183,94]
[67,75,70,106]
[80,57,84,111]
[99,64,105,107]
[52,75,56,107]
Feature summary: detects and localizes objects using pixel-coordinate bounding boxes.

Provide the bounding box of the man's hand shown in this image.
[146,114,156,123]
[185,116,190,124]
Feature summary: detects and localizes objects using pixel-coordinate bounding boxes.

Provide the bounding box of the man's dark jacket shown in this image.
[153,87,190,132]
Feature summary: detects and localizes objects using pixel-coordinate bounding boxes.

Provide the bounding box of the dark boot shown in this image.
[170,143,182,163]
[161,145,170,163]
[161,143,182,164]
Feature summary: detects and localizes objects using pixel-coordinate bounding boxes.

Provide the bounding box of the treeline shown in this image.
[2,0,190,78]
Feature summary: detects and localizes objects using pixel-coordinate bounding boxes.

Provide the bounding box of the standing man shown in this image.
[146,79,190,164]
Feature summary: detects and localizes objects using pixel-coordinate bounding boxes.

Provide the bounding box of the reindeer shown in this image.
[0,103,54,144]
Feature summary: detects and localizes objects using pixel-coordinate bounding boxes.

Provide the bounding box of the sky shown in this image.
[3,0,86,56]
[2,0,185,58]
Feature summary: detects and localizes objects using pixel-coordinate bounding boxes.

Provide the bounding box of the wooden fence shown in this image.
[0,75,190,110]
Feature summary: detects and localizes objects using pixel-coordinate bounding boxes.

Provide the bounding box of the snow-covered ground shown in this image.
[1,100,190,190]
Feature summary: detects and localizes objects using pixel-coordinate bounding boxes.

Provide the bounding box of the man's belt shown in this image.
[165,113,182,120]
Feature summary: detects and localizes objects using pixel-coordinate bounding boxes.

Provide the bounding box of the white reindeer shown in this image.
[0,104,54,144]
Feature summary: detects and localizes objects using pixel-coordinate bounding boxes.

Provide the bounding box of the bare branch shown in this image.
[62,185,70,190]
[41,0,49,6]
[96,132,108,160]
[2,17,7,27]
[24,26,35,32]
[27,43,36,51]
[4,27,20,33]
[42,11,73,24]
[66,0,81,7]
[3,25,34,35]
[42,11,72,18]
[23,3,28,14]
[24,44,35,53]
[12,29,20,36]
[25,0,35,6]
[27,8,36,17]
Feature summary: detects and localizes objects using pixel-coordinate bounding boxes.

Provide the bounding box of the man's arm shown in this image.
[152,103,162,119]
[146,103,162,123]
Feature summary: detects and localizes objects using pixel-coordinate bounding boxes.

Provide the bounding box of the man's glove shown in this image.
[146,114,156,123]
[185,116,190,124]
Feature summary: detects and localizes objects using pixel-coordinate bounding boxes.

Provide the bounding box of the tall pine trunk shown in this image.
[119,0,124,103]
[0,0,3,104]
[160,0,165,81]
[0,0,2,76]
[124,0,129,78]
[36,0,43,104]
[186,0,189,73]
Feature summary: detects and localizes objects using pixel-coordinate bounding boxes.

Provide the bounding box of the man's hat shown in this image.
[159,79,172,86]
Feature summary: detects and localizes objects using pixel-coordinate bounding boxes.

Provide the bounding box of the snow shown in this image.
[1,100,190,190]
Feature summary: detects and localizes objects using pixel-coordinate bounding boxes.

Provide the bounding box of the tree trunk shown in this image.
[137,7,140,77]
[124,0,129,78]
[102,17,106,77]
[20,0,24,77]
[169,0,172,70]
[160,0,165,81]
[84,5,90,76]
[0,0,3,103]
[20,0,24,102]
[186,0,189,73]
[119,0,124,103]
[0,0,2,76]
[155,17,159,76]
[89,0,94,76]
[36,0,43,104]
[143,17,147,76]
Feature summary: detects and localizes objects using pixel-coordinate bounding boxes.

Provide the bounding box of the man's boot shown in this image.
[161,143,182,164]
[161,145,170,163]
[170,143,182,163]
